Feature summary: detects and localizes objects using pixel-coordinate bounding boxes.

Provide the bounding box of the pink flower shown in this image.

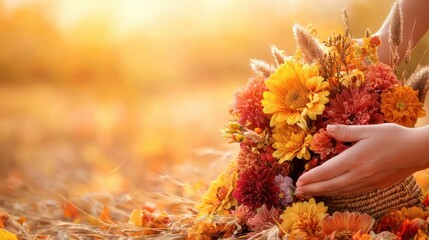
[310,128,348,160]
[233,205,255,225]
[364,63,399,93]
[246,205,280,232]
[231,74,269,129]
[323,87,383,125]
[274,175,295,207]
[233,167,279,210]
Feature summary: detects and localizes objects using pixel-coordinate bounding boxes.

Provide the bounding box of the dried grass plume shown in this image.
[271,45,285,67]
[293,24,324,63]
[342,9,351,36]
[389,0,403,47]
[250,59,275,78]
[406,66,429,103]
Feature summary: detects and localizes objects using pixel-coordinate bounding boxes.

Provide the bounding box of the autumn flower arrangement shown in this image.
[190,3,429,240]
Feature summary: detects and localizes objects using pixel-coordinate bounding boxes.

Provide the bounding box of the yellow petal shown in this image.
[128,208,143,227]
[286,112,300,124]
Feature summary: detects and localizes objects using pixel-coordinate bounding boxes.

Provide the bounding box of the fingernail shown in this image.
[327,125,337,134]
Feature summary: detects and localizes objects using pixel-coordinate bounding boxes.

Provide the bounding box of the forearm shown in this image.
[414,125,429,169]
[374,0,429,64]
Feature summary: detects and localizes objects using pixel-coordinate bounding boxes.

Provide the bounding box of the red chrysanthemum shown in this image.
[231,74,269,129]
[364,63,399,93]
[271,161,291,177]
[324,87,383,125]
[310,129,348,160]
[232,167,279,210]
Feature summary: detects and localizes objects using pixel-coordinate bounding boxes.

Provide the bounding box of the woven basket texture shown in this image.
[318,175,423,219]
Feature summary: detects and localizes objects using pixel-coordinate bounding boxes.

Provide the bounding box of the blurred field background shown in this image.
[0,0,429,203]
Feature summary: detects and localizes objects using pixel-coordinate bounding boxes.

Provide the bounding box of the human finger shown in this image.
[296,170,355,196]
[327,124,375,142]
[296,146,357,186]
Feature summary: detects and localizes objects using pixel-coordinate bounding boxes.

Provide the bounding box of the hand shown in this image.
[295,123,429,196]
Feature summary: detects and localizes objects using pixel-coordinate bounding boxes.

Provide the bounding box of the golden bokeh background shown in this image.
[0,0,428,195]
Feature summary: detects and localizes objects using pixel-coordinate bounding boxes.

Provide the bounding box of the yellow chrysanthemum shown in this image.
[0,229,18,240]
[262,60,329,126]
[280,198,328,239]
[272,124,312,163]
[196,166,238,217]
[381,86,426,127]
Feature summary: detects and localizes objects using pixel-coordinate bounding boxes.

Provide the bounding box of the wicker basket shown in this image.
[317,175,423,219]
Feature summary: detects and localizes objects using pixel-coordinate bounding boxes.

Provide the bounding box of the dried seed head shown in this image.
[389,0,403,47]
[365,28,372,39]
[250,59,275,78]
[404,38,415,64]
[342,9,351,36]
[271,45,285,66]
[293,24,324,63]
[406,66,429,103]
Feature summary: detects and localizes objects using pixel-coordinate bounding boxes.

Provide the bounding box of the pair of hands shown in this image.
[294,0,429,196]
[295,123,429,196]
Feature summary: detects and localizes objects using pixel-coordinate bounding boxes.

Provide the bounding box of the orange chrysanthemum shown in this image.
[380,86,426,127]
[262,60,329,126]
[322,211,375,239]
[231,74,269,129]
[310,128,348,160]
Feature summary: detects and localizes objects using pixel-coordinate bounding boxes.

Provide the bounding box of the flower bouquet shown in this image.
[189,3,429,240]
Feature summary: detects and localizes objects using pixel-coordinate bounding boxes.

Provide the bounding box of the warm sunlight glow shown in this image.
[0,0,428,238]
[0,0,427,193]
